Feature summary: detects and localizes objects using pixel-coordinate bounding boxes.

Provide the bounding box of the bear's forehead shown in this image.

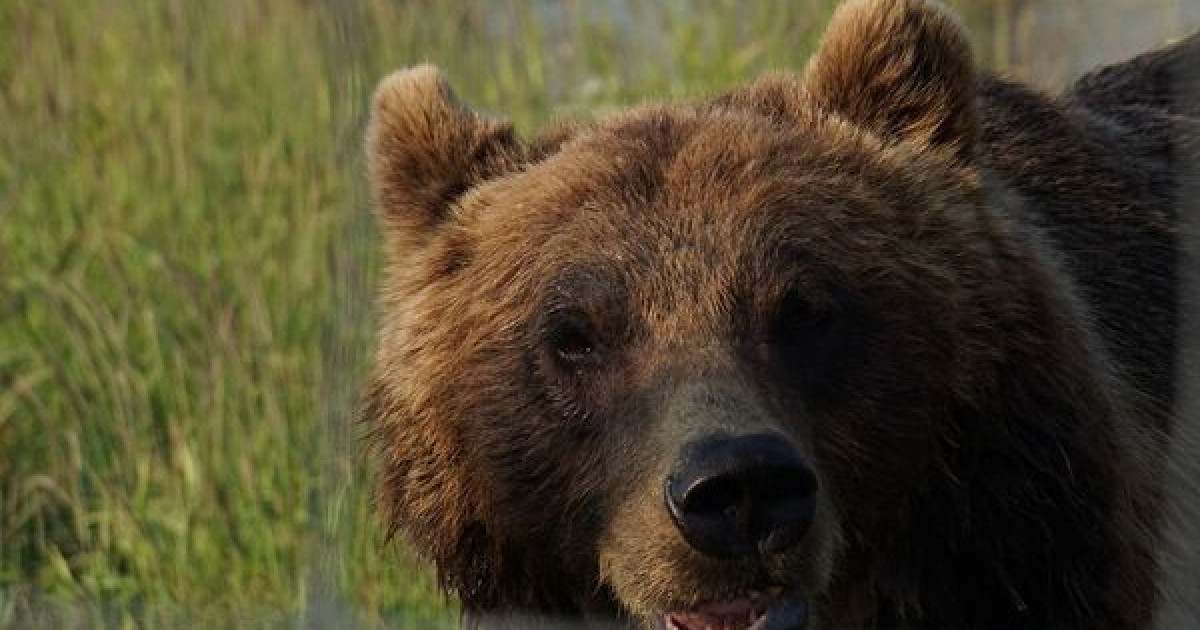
[564,105,855,199]
[449,112,895,328]
[447,104,968,333]
[473,106,888,237]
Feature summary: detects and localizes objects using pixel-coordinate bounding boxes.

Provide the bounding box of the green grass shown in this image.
[0,1,842,627]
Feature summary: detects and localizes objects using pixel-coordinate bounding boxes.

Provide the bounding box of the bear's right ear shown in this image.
[366,65,522,254]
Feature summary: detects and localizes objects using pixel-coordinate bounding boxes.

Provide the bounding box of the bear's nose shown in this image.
[665,433,816,558]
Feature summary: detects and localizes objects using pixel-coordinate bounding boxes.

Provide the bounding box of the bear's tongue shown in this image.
[664,597,768,630]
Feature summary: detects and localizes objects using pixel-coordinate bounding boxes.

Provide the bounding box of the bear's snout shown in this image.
[665,433,817,558]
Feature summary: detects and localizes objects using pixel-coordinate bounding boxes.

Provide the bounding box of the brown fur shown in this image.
[364,1,1193,627]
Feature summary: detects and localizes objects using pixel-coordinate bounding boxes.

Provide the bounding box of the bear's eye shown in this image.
[773,290,833,340]
[761,285,866,402]
[769,288,841,365]
[548,317,599,366]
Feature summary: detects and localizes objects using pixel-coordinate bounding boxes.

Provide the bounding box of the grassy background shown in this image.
[2,1,1196,628]
[0,1,840,627]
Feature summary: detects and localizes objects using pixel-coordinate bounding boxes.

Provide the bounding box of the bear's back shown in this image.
[976,35,1200,428]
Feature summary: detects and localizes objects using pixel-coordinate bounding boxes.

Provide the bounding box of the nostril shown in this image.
[681,475,744,518]
[750,466,817,554]
[666,473,754,558]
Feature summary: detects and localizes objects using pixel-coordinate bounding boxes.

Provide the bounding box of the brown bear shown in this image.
[362,0,1198,628]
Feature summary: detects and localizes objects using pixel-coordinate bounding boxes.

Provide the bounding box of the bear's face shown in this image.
[365,1,1074,628]
[494,110,988,624]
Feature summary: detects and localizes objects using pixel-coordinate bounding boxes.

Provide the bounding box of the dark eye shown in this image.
[771,290,836,351]
[548,317,599,365]
[762,285,865,402]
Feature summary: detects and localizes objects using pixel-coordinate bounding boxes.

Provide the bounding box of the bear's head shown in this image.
[364,1,1140,628]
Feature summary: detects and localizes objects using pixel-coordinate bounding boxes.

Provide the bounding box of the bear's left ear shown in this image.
[366,65,522,256]
[804,0,976,162]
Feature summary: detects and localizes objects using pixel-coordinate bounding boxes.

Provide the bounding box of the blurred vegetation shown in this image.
[0,1,841,627]
[954,0,1200,87]
[4,0,1197,628]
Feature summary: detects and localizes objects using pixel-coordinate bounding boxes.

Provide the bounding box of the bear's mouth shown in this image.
[663,589,808,630]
